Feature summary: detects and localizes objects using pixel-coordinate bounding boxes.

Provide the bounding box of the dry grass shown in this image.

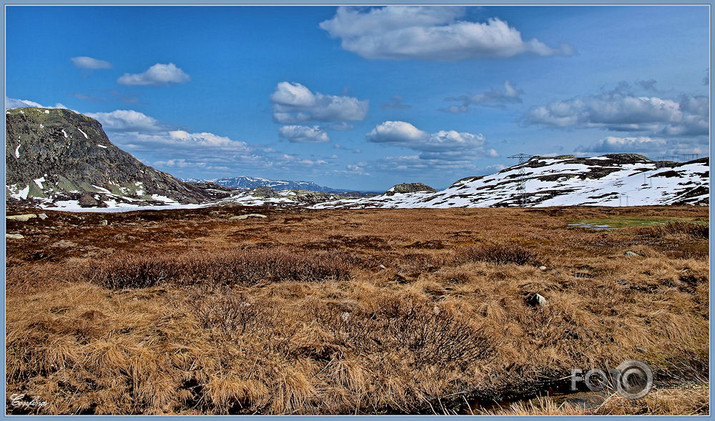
[88,250,351,289]
[483,381,709,415]
[6,205,709,415]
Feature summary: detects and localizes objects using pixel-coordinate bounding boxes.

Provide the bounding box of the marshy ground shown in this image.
[6,205,709,415]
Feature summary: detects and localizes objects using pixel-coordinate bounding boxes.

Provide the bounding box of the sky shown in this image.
[5,6,710,191]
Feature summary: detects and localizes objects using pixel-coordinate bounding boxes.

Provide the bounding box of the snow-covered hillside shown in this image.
[312,154,709,209]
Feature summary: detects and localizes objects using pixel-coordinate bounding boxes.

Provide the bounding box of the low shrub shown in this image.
[88,250,351,289]
[456,244,540,266]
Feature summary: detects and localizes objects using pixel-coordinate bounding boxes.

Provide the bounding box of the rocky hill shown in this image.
[312,154,709,209]
[385,183,436,196]
[6,107,211,209]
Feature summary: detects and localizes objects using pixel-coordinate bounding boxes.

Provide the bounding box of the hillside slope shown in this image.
[6,107,211,208]
[313,154,709,209]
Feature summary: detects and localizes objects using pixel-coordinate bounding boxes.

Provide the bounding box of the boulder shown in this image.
[230,213,267,220]
[79,193,102,207]
[6,214,37,222]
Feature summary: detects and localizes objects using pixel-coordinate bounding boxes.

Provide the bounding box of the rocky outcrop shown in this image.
[6,107,212,207]
[385,183,437,196]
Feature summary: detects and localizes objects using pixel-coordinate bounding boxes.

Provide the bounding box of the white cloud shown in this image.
[524,91,708,137]
[86,109,161,132]
[5,97,44,108]
[279,154,329,166]
[577,135,707,158]
[5,97,68,109]
[87,109,250,154]
[278,125,330,143]
[443,81,523,113]
[320,6,574,60]
[71,56,111,69]
[579,136,667,152]
[154,158,206,168]
[366,121,496,162]
[271,82,368,124]
[366,121,428,144]
[117,63,190,86]
[167,130,249,149]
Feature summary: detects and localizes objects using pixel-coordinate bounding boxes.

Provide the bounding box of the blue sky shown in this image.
[5,6,710,191]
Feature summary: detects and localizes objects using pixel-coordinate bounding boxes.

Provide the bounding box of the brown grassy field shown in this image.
[5,205,709,415]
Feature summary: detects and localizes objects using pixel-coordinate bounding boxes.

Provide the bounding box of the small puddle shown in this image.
[567,222,613,230]
[466,390,608,414]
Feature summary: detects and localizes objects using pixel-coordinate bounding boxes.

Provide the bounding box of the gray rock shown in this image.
[524,292,547,307]
[38,213,48,220]
[539,265,547,271]
[624,251,640,257]
[6,214,36,221]
[100,219,108,226]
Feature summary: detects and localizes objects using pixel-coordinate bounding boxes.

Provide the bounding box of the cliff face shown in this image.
[6,107,211,207]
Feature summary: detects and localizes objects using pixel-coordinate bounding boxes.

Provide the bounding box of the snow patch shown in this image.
[14,144,20,159]
[78,128,89,139]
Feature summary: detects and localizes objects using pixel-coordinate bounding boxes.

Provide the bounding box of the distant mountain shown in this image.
[6,107,212,209]
[313,154,709,209]
[183,176,347,193]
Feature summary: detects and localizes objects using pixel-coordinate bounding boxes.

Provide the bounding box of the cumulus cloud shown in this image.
[165,130,249,149]
[117,63,190,86]
[278,125,330,143]
[382,95,411,110]
[5,97,44,108]
[443,80,523,113]
[366,121,497,162]
[71,56,112,69]
[5,97,68,109]
[319,6,574,60]
[86,109,162,132]
[523,90,708,137]
[579,136,667,152]
[271,82,368,124]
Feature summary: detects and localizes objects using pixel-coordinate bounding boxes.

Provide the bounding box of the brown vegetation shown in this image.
[6,205,709,415]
